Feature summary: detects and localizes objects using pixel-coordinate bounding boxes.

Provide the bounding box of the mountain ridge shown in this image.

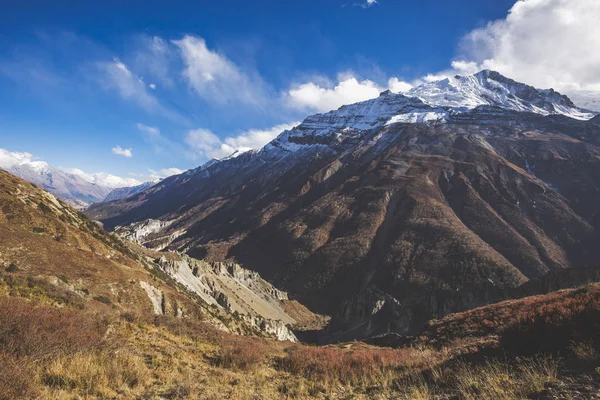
[87,70,600,340]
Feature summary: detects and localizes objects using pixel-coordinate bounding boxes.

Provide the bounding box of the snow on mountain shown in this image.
[3,163,112,208]
[407,70,594,120]
[264,70,595,158]
[103,181,159,202]
[0,148,144,208]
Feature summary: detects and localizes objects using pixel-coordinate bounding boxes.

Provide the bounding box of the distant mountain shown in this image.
[0,149,149,208]
[1,161,113,208]
[87,70,600,340]
[103,181,158,202]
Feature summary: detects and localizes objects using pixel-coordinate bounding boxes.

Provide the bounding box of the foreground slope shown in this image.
[88,70,600,338]
[0,170,314,340]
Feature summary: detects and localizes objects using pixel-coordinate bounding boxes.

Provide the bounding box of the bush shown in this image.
[120,312,137,323]
[214,339,265,371]
[500,286,600,355]
[152,315,228,345]
[569,340,598,362]
[278,345,438,387]
[0,297,104,360]
[5,263,17,273]
[93,295,111,305]
[0,354,37,400]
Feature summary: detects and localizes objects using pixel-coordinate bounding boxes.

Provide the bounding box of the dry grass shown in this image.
[436,356,558,400]
[0,291,586,400]
[0,353,37,400]
[569,340,598,362]
[42,350,150,398]
[278,344,442,389]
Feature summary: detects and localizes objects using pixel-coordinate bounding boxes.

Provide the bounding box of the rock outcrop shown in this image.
[152,254,300,341]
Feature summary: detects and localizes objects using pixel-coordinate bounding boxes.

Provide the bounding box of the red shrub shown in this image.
[500,285,600,355]
[278,345,433,386]
[0,296,105,360]
[0,354,37,400]
[214,338,265,371]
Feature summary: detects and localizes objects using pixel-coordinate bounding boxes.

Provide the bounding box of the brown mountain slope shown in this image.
[87,112,600,339]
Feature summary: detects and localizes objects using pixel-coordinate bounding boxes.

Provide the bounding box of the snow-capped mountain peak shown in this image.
[408,70,593,120]
[28,161,51,174]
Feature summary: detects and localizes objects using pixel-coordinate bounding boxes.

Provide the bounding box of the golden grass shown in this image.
[0,291,578,400]
[569,340,598,362]
[42,350,150,398]
[439,356,558,400]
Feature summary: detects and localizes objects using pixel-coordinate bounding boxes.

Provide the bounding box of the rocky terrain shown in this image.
[87,70,600,340]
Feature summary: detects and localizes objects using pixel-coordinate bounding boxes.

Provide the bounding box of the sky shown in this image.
[0,0,598,187]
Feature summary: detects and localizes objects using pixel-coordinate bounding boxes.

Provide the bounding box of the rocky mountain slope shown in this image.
[0,170,317,341]
[87,70,600,340]
[103,181,158,203]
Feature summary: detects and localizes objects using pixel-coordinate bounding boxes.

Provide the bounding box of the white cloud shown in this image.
[186,122,299,160]
[0,148,34,168]
[286,76,382,112]
[186,128,233,159]
[66,169,141,188]
[98,58,159,109]
[136,123,161,138]
[97,58,186,123]
[351,0,378,8]
[147,167,185,180]
[224,122,300,152]
[111,145,133,158]
[454,0,600,95]
[387,77,413,93]
[134,36,175,88]
[136,122,187,155]
[173,35,268,106]
[285,74,413,113]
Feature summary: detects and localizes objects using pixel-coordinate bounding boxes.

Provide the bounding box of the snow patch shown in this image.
[386,111,448,125]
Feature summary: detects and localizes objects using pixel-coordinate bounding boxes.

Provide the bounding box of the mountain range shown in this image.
[0,155,158,208]
[83,69,598,340]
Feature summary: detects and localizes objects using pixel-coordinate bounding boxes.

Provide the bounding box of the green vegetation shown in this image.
[92,295,111,305]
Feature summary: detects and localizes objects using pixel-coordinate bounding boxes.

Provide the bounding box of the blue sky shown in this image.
[0,0,597,186]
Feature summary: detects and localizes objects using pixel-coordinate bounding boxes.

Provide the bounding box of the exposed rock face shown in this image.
[153,255,299,341]
[139,281,165,315]
[87,71,600,340]
[114,219,177,246]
